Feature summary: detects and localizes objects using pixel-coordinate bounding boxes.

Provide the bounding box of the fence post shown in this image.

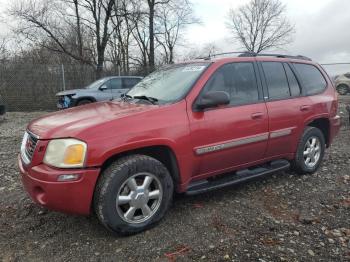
[61,64,66,91]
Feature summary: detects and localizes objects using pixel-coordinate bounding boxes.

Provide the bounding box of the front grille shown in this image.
[21,131,39,164]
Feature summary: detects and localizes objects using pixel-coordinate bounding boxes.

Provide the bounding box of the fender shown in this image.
[98,138,179,164]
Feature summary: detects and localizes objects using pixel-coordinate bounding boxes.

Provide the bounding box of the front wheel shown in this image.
[292,127,325,175]
[337,84,349,95]
[77,99,93,106]
[93,155,174,235]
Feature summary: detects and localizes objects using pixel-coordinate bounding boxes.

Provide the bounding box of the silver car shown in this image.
[0,95,5,116]
[56,76,142,109]
[335,72,350,95]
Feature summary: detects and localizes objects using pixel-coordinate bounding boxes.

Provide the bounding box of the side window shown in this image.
[262,62,290,99]
[284,64,301,96]
[293,63,327,95]
[109,78,123,89]
[123,78,141,89]
[202,62,259,105]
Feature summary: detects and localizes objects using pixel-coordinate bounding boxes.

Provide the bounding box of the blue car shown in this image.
[56,76,142,109]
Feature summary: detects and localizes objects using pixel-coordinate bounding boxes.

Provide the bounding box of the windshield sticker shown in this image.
[182,66,206,72]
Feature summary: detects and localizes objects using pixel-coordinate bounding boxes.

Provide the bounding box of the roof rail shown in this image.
[197,51,312,61]
[196,51,251,60]
[252,53,312,61]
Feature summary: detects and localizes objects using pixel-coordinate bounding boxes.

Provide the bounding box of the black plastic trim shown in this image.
[186,159,290,195]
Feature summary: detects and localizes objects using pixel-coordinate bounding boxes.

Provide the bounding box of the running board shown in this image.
[185,160,290,195]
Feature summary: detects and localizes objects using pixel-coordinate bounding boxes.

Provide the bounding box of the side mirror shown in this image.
[195,91,230,111]
[99,84,108,91]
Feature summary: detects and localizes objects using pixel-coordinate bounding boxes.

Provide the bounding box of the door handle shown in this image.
[300,105,311,111]
[251,112,264,119]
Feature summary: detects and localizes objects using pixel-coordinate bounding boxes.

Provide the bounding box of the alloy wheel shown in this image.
[116,173,163,224]
[303,136,321,168]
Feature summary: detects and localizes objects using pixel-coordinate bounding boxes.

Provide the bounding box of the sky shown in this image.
[185,0,350,75]
[1,0,350,75]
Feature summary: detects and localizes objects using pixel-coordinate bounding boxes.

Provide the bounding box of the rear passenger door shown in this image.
[259,61,311,157]
[189,62,269,176]
[109,78,125,99]
[123,78,141,91]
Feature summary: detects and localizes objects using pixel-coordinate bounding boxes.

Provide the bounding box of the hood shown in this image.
[56,89,85,96]
[28,101,157,139]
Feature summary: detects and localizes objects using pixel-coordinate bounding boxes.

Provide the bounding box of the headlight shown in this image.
[43,139,87,168]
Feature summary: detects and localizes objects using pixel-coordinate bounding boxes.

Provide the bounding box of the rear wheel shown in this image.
[337,84,349,95]
[94,155,174,235]
[292,127,325,175]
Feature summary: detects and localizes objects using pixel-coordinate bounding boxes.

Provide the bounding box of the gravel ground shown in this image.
[0,97,349,262]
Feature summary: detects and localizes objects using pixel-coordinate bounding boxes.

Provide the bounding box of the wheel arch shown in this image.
[336,83,350,93]
[306,117,330,147]
[74,96,97,105]
[99,145,181,190]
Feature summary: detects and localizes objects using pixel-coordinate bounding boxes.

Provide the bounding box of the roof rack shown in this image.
[250,53,312,61]
[198,51,312,61]
[197,51,248,60]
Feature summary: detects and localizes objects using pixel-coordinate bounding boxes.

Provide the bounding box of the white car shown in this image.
[335,72,350,95]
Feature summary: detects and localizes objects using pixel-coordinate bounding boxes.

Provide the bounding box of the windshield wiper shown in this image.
[133,95,158,104]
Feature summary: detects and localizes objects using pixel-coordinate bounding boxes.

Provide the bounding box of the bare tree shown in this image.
[0,38,7,61]
[226,0,294,53]
[145,0,171,71]
[155,0,199,64]
[181,42,221,60]
[109,0,141,75]
[10,0,116,78]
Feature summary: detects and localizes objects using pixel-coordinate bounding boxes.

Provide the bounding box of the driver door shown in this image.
[188,62,269,177]
[95,80,113,102]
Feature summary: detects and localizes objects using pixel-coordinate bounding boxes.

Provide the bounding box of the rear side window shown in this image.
[284,64,301,96]
[123,78,141,89]
[203,62,259,105]
[262,62,290,99]
[109,78,123,89]
[293,63,327,95]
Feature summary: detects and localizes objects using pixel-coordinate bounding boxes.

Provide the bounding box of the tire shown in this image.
[93,155,174,235]
[292,127,325,175]
[337,84,349,95]
[77,99,93,106]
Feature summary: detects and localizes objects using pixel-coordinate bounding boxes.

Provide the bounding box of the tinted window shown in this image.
[203,62,259,105]
[284,64,301,96]
[293,63,327,95]
[262,62,290,99]
[123,78,141,89]
[109,78,123,89]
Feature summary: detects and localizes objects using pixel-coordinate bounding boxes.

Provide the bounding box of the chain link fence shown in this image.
[0,62,349,112]
[0,63,110,111]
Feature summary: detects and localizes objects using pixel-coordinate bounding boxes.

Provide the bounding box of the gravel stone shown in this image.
[0,96,349,261]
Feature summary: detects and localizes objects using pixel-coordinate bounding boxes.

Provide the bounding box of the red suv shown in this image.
[19,53,340,234]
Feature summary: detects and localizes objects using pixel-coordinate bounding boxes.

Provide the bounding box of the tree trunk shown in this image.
[148,2,155,72]
[169,46,174,64]
[96,51,104,79]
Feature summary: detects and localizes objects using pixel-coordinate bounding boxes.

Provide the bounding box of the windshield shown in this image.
[127,63,210,103]
[85,78,108,89]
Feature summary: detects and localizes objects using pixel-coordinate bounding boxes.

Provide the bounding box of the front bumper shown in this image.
[57,95,76,109]
[18,155,100,215]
